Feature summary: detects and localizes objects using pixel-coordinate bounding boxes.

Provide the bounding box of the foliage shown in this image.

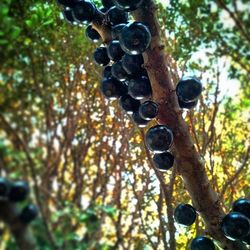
[0,0,249,249]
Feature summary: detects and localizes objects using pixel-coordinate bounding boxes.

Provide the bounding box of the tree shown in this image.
[0,0,249,249]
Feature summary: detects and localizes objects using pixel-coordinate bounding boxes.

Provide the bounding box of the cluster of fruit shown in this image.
[58,0,202,173]
[174,199,250,249]
[0,177,38,224]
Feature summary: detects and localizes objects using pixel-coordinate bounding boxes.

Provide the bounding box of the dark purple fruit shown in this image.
[190,236,215,250]
[120,22,151,55]
[107,40,124,61]
[103,66,112,79]
[107,6,128,25]
[119,94,140,114]
[62,8,76,24]
[233,198,250,219]
[139,101,158,120]
[101,0,115,9]
[174,204,197,226]
[153,152,174,171]
[111,23,126,40]
[0,177,9,198]
[111,61,128,81]
[178,98,198,109]
[113,0,144,11]
[19,204,38,224]
[221,212,250,240]
[9,181,29,202]
[86,25,100,42]
[99,7,108,13]
[145,125,173,153]
[122,54,144,75]
[93,47,110,66]
[242,233,250,245]
[128,76,152,100]
[72,0,97,24]
[100,78,127,100]
[57,0,77,8]
[132,111,148,128]
[176,77,202,103]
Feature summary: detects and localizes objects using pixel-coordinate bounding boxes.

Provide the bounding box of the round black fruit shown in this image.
[113,0,144,11]
[145,125,173,153]
[190,236,215,250]
[111,61,128,81]
[62,8,75,24]
[120,22,151,55]
[153,152,174,171]
[101,0,115,9]
[139,101,158,120]
[176,77,202,103]
[178,98,198,109]
[9,181,29,202]
[107,7,128,25]
[57,0,77,8]
[107,40,124,61]
[132,111,148,128]
[122,54,144,75]
[103,66,112,79]
[111,23,126,40]
[100,78,127,100]
[174,204,197,226]
[128,76,152,100]
[72,0,97,23]
[19,204,38,224]
[86,25,100,42]
[221,212,250,240]
[242,232,250,245]
[0,177,10,198]
[119,94,140,114]
[93,47,110,66]
[233,198,250,219]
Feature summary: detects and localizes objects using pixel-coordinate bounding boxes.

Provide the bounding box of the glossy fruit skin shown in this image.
[122,54,144,75]
[178,98,198,109]
[103,66,112,79]
[111,61,128,81]
[93,47,110,66]
[111,23,126,40]
[107,40,124,61]
[174,204,197,226]
[119,94,140,114]
[139,101,158,120]
[176,77,202,103]
[86,25,100,42]
[128,76,152,100]
[145,125,173,153]
[233,198,250,219]
[190,236,215,250]
[120,22,151,55]
[221,212,250,240]
[19,204,38,224]
[57,0,77,7]
[62,8,76,24]
[0,177,10,198]
[101,0,115,9]
[72,0,97,24]
[100,78,127,100]
[242,232,250,245]
[113,0,144,11]
[153,152,174,171]
[132,111,148,128]
[9,181,29,202]
[107,7,128,25]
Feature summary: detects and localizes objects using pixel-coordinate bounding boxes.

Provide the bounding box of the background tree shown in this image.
[0,0,249,249]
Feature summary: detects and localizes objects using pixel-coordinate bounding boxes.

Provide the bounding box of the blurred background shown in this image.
[0,0,249,249]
